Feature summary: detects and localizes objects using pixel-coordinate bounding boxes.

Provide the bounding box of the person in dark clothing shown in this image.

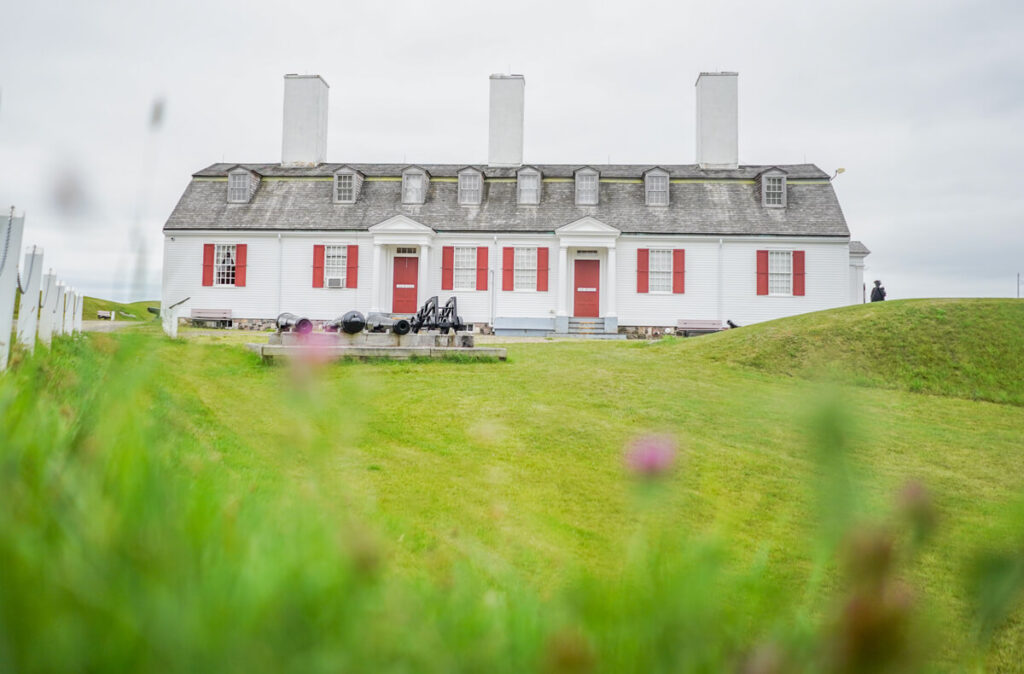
[870,280,886,302]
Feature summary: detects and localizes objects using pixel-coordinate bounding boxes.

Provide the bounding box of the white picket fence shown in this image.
[1,208,86,371]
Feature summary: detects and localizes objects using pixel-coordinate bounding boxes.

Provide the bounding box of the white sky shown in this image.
[2,0,1022,301]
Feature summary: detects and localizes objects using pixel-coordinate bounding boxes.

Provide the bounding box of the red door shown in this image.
[574,260,600,317]
[392,257,418,313]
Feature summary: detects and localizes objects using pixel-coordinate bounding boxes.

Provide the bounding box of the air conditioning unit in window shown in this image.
[326,278,344,288]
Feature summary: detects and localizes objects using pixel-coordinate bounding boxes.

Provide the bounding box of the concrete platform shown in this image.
[246,342,506,362]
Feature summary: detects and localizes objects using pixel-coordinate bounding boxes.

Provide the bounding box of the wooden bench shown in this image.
[96,310,114,320]
[190,309,233,327]
[676,319,723,337]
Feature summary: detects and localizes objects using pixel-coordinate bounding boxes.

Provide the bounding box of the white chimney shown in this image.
[281,74,329,167]
[695,72,738,170]
[488,74,525,167]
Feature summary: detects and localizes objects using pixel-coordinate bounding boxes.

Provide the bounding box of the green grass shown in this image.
[2,299,1023,672]
[81,296,160,321]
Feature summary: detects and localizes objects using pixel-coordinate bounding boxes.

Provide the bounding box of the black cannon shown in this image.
[365,313,412,336]
[276,312,313,334]
[410,296,465,334]
[325,310,366,335]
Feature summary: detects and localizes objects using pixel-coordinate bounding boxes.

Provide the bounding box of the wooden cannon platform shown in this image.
[245,331,506,362]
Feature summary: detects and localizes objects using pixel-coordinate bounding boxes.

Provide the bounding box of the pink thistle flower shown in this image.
[625,435,677,479]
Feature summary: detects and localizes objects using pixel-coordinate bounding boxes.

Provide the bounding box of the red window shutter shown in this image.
[637,248,649,293]
[346,245,359,288]
[312,245,325,288]
[234,244,247,287]
[792,250,805,296]
[476,246,488,291]
[502,247,514,291]
[672,249,685,294]
[756,250,769,295]
[202,244,214,286]
[441,246,454,290]
[537,247,549,291]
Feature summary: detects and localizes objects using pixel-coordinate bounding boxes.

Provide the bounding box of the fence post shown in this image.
[74,291,83,333]
[16,246,44,353]
[63,290,75,335]
[38,272,57,346]
[53,283,66,337]
[0,211,26,371]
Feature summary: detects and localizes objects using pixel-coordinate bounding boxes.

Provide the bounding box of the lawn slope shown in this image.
[691,298,1024,405]
[81,297,160,321]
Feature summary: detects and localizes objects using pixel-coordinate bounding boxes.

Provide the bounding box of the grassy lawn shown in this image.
[2,299,1023,672]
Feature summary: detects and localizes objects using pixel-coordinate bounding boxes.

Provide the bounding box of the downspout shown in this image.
[277,233,283,317]
[717,238,724,323]
[490,235,498,327]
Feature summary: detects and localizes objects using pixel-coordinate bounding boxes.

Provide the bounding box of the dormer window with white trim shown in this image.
[645,171,669,206]
[762,174,787,208]
[402,169,428,204]
[458,170,482,205]
[575,169,599,205]
[517,168,541,205]
[227,170,257,203]
[334,169,363,204]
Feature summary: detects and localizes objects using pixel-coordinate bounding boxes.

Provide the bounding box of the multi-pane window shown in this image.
[228,173,250,202]
[214,244,237,286]
[518,172,540,204]
[335,174,355,202]
[768,250,792,295]
[648,249,673,292]
[403,173,425,203]
[324,245,347,286]
[514,247,537,290]
[576,172,598,205]
[453,247,477,289]
[458,173,482,205]
[646,174,669,206]
[764,176,785,206]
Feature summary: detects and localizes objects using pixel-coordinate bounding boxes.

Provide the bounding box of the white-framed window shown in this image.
[334,171,362,203]
[214,244,237,286]
[228,173,251,203]
[514,247,537,290]
[648,249,673,292]
[518,170,541,204]
[768,250,793,295]
[458,172,482,205]
[453,246,477,290]
[324,245,347,287]
[645,173,669,206]
[402,171,427,204]
[575,170,599,205]
[763,175,786,207]
[396,247,418,256]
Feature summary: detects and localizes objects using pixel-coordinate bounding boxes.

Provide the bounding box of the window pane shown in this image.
[454,246,476,289]
[459,174,481,204]
[768,250,792,295]
[577,173,598,204]
[646,175,668,205]
[215,244,236,286]
[514,247,536,290]
[765,176,784,205]
[324,245,348,285]
[336,175,354,201]
[649,249,672,292]
[228,174,249,202]
[518,174,540,204]
[404,174,423,202]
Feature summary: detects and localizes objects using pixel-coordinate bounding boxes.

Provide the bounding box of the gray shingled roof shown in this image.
[850,240,870,255]
[165,163,849,237]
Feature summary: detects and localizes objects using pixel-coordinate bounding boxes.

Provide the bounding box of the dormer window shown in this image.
[334,169,363,204]
[458,170,482,205]
[645,170,669,206]
[227,169,257,203]
[762,174,787,208]
[402,169,428,204]
[575,169,599,205]
[517,168,541,205]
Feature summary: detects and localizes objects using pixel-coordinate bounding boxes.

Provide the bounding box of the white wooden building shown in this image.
[162,73,869,336]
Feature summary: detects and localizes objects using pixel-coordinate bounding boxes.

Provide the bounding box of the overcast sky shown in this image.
[1,0,1022,301]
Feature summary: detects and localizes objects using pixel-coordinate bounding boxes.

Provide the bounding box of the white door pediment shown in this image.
[368,215,436,235]
[556,217,621,237]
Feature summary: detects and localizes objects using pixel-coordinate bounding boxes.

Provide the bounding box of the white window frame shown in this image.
[458,171,482,205]
[517,169,541,205]
[227,172,251,203]
[513,247,537,291]
[645,172,670,206]
[324,245,348,287]
[762,175,787,208]
[648,249,673,293]
[214,244,237,286]
[334,171,362,204]
[575,170,599,205]
[768,250,793,296]
[402,171,427,204]
[453,246,477,290]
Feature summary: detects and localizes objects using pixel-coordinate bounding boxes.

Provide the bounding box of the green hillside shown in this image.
[80,297,160,322]
[692,298,1024,405]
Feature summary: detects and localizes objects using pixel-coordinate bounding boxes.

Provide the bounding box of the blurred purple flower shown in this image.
[625,435,676,479]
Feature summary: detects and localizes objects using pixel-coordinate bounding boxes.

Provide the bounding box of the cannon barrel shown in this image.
[276,312,313,334]
[325,310,366,335]
[366,313,412,336]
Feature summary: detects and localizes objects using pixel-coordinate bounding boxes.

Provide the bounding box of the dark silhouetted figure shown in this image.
[870,280,886,302]
[726,320,740,329]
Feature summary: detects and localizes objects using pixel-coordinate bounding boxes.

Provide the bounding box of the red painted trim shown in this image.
[756,250,769,295]
[441,246,454,290]
[476,246,488,291]
[234,244,247,287]
[637,248,649,293]
[346,244,359,288]
[202,244,214,286]
[672,249,685,294]
[792,250,805,296]
[312,245,325,288]
[537,247,549,291]
[502,247,514,291]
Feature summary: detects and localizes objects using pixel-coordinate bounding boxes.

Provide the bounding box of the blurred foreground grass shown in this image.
[2,300,1024,671]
